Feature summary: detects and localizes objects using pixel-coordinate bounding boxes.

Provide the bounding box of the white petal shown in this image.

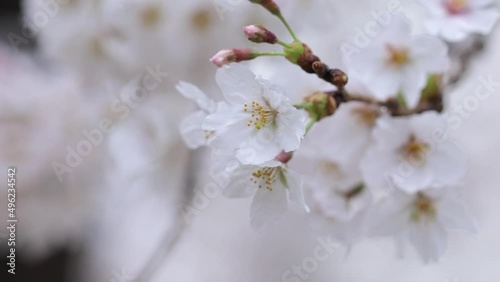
[179,111,208,149]
[372,116,411,149]
[360,146,400,191]
[207,116,253,150]
[418,0,447,16]
[236,130,282,165]
[438,195,476,232]
[369,67,404,100]
[410,111,447,139]
[377,15,413,46]
[461,9,500,34]
[411,35,449,74]
[428,140,467,185]
[401,69,427,109]
[469,0,495,8]
[275,108,307,152]
[223,165,259,198]
[408,223,448,263]
[216,63,263,105]
[392,166,434,193]
[285,169,309,212]
[250,181,288,230]
[176,81,216,112]
[426,18,469,42]
[262,83,287,109]
[307,102,374,166]
[364,191,410,237]
[202,102,238,131]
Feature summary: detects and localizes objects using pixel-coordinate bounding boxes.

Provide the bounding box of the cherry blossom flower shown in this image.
[308,162,370,223]
[293,120,373,243]
[224,161,308,230]
[346,16,449,108]
[360,111,466,193]
[305,101,381,167]
[204,63,307,165]
[419,0,500,42]
[366,186,475,262]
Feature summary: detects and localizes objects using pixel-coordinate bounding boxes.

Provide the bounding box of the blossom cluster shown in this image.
[178,0,499,262]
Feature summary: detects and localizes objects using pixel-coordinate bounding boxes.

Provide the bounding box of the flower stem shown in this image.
[276,13,300,42]
[306,118,318,133]
[255,51,286,57]
[277,40,291,48]
[396,92,408,111]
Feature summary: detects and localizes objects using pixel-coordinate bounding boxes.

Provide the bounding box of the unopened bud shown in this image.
[285,41,307,64]
[210,49,256,67]
[243,25,277,44]
[330,69,349,89]
[303,91,338,120]
[249,0,280,15]
[275,150,293,164]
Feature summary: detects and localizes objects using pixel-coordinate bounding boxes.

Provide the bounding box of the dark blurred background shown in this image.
[1,3,68,282]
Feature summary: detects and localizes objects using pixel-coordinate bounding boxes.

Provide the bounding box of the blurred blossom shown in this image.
[0,44,99,258]
[303,101,382,168]
[346,16,449,108]
[419,0,500,42]
[366,186,475,263]
[360,111,467,194]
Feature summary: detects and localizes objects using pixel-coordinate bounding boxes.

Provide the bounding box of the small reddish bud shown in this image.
[243,25,277,44]
[210,49,256,67]
[275,150,293,164]
[330,69,349,89]
[249,0,281,15]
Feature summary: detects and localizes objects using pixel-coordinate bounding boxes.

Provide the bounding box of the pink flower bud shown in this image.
[243,25,277,44]
[210,49,256,67]
[275,150,293,164]
[249,0,281,15]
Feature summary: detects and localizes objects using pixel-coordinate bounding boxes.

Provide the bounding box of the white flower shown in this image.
[176,81,217,149]
[204,63,307,165]
[366,186,475,262]
[290,119,376,245]
[223,158,308,230]
[308,161,371,223]
[305,101,381,167]
[346,16,449,108]
[419,0,500,42]
[360,111,466,193]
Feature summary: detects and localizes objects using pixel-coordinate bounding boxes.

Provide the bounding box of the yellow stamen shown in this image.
[386,45,410,67]
[243,100,277,130]
[410,192,437,223]
[351,106,379,126]
[250,167,281,191]
[402,135,429,163]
